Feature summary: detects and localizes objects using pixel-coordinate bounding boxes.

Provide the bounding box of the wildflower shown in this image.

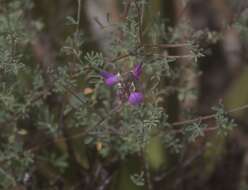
[128,92,144,105]
[132,64,142,80]
[100,64,144,106]
[100,71,119,86]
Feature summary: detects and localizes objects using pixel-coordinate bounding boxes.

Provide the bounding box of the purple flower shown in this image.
[128,92,144,105]
[100,71,119,86]
[132,64,142,80]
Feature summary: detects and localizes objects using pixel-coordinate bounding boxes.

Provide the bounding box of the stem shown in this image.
[134,0,143,44]
[122,0,132,19]
[144,152,153,190]
[143,43,191,48]
[172,104,248,127]
[28,104,122,152]
[77,0,81,33]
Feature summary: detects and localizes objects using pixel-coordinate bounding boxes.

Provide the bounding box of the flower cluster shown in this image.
[100,64,144,106]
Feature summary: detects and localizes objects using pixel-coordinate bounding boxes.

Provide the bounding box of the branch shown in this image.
[121,0,132,19]
[107,52,194,63]
[143,151,153,190]
[134,0,143,44]
[171,104,248,127]
[76,0,81,33]
[143,43,191,48]
[98,174,113,190]
[153,147,205,182]
[59,100,87,181]
[28,104,122,152]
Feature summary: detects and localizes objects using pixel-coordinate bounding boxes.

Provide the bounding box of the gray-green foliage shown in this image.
[130,171,145,186]
[0,0,241,189]
[0,1,34,188]
[213,103,237,136]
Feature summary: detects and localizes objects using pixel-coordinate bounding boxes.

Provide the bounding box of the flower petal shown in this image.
[128,92,144,105]
[105,75,119,86]
[132,64,142,80]
[100,71,119,86]
[100,71,115,79]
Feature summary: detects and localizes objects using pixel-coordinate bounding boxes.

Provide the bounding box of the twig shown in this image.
[62,82,87,104]
[107,52,194,63]
[26,89,248,153]
[76,0,81,33]
[144,152,153,190]
[94,17,105,29]
[154,147,205,182]
[1,89,49,125]
[143,43,191,48]
[164,54,194,59]
[27,104,122,152]
[134,0,143,44]
[59,100,86,183]
[177,0,190,21]
[98,174,113,190]
[171,104,248,127]
[122,0,132,19]
[108,53,132,63]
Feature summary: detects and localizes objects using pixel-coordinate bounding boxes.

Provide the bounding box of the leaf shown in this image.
[17,129,27,135]
[66,16,78,25]
[130,171,145,186]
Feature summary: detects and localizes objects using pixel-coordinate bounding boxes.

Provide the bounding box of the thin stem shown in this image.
[107,52,194,63]
[62,82,87,104]
[59,100,86,181]
[143,152,153,190]
[28,104,122,152]
[27,102,248,153]
[97,175,113,190]
[76,0,81,33]
[122,0,132,19]
[172,104,248,127]
[108,53,132,63]
[140,0,145,26]
[143,43,191,48]
[134,0,143,44]
[154,148,205,181]
[163,54,194,59]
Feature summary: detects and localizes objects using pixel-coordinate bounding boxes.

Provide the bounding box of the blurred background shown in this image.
[1,0,248,189]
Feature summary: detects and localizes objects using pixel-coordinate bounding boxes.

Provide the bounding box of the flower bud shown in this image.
[128,92,144,105]
[100,71,119,86]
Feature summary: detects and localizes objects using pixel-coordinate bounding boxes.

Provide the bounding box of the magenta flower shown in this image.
[100,71,119,86]
[128,92,144,105]
[100,64,144,106]
[132,64,142,80]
